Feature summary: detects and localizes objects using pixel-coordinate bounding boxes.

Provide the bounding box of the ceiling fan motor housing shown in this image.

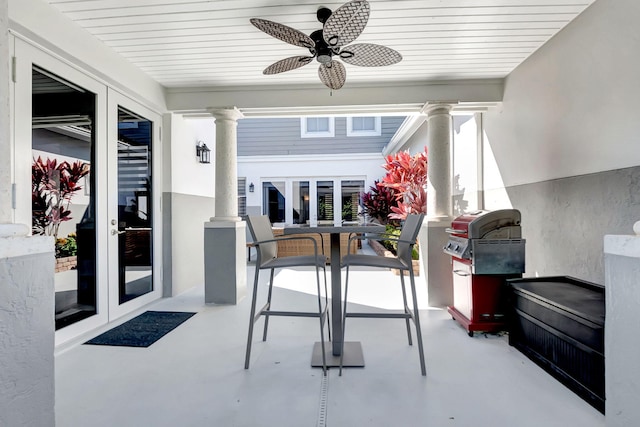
[310,29,333,64]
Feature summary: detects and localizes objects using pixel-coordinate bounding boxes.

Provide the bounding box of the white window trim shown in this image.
[300,117,335,138]
[347,116,381,137]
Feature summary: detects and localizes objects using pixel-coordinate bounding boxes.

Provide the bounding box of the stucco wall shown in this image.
[163,192,215,297]
[486,166,640,285]
[162,115,217,296]
[482,0,640,284]
[0,237,55,427]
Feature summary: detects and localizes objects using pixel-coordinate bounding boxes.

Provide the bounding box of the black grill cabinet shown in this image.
[507,276,605,413]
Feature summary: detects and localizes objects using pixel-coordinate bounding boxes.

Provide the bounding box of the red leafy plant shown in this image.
[32,156,90,238]
[360,180,399,225]
[379,147,428,220]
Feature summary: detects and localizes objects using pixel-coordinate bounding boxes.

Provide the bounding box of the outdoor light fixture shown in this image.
[196,141,211,164]
[249,182,255,193]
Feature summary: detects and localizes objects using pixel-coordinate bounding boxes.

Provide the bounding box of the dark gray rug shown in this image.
[85,310,196,347]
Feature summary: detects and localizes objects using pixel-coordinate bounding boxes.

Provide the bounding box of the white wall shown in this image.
[162,115,216,296]
[1,2,56,426]
[605,236,640,427]
[482,0,640,284]
[484,0,640,188]
[0,0,10,223]
[169,115,216,198]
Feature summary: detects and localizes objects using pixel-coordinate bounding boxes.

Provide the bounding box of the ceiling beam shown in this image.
[166,78,504,116]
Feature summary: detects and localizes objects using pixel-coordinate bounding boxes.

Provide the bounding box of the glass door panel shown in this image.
[262,181,285,223]
[107,91,161,320]
[340,180,364,224]
[31,66,98,330]
[292,181,309,224]
[316,181,334,225]
[116,107,153,304]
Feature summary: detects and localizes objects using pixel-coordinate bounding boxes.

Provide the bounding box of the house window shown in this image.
[301,117,335,138]
[347,116,381,136]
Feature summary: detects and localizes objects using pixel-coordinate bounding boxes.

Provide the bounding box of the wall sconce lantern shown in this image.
[196,141,211,164]
[249,182,255,193]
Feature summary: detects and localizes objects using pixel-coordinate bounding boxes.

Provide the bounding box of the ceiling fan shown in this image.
[250,0,402,90]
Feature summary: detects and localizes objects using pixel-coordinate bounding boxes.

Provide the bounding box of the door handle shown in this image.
[111,229,126,236]
[453,269,471,277]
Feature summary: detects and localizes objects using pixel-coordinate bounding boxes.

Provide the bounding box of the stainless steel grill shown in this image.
[443,209,526,336]
[443,209,525,274]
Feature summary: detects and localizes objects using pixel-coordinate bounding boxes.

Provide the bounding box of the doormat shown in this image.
[85,311,196,348]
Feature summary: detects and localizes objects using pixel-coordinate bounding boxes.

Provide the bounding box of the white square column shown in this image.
[204,221,247,304]
[604,222,640,426]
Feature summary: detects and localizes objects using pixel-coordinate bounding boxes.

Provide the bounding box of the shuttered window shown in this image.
[238,177,247,218]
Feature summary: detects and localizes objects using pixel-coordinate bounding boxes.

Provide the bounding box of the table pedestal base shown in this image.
[311,341,364,368]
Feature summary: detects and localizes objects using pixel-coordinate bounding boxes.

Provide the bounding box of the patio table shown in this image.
[283,223,385,367]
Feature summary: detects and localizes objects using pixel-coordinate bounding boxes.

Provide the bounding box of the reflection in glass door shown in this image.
[340,180,364,224]
[116,107,153,304]
[292,181,309,224]
[317,181,334,224]
[262,181,285,223]
[31,66,97,330]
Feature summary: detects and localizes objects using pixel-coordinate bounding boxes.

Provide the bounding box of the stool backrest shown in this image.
[397,214,425,266]
[246,216,278,266]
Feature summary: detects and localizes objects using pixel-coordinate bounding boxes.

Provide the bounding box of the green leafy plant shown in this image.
[55,233,78,258]
[381,224,419,260]
[32,156,90,238]
[342,199,353,221]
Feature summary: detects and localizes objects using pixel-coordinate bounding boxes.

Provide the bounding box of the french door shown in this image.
[14,38,162,344]
[106,91,162,320]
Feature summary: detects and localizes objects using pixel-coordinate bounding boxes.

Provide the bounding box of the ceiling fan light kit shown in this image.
[250,0,402,90]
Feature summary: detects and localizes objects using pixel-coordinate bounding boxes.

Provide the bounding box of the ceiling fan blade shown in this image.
[323,0,370,48]
[263,56,314,75]
[250,18,315,49]
[339,43,402,67]
[318,61,346,90]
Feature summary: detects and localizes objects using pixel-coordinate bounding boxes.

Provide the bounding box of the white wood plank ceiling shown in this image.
[46,0,597,90]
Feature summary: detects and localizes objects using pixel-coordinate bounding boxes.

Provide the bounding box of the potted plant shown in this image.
[362,148,428,275]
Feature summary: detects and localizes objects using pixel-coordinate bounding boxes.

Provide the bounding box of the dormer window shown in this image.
[301,117,335,138]
[347,116,381,136]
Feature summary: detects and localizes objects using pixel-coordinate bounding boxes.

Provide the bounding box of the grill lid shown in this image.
[449,209,521,239]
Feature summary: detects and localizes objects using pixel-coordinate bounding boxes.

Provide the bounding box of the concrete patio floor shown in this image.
[55,257,605,427]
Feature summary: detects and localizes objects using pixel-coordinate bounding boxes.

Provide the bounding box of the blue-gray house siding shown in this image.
[237,116,405,156]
